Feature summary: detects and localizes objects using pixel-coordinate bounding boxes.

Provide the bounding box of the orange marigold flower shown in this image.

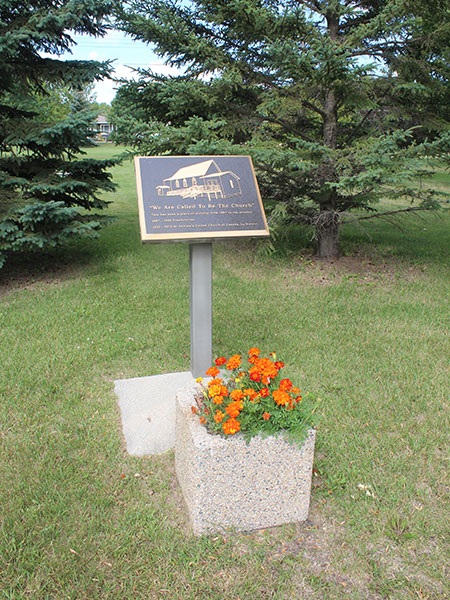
[279,378,293,391]
[225,400,243,418]
[208,377,223,387]
[214,410,225,423]
[243,388,257,399]
[249,367,261,382]
[248,355,258,364]
[215,356,227,366]
[212,395,224,404]
[210,384,228,398]
[248,347,260,357]
[260,387,270,397]
[200,416,206,425]
[273,389,290,406]
[208,384,222,398]
[292,387,301,396]
[255,357,278,380]
[223,418,241,435]
[226,354,242,370]
[263,412,271,421]
[230,389,244,401]
[206,366,220,377]
[191,406,198,414]
[295,395,302,403]
[275,361,284,369]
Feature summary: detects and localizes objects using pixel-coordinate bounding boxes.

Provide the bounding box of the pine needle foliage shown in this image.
[0,0,119,268]
[113,0,450,257]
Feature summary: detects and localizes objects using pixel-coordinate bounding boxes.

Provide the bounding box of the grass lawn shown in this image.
[1,144,449,599]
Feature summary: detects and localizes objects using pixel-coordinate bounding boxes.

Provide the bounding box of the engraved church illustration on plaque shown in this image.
[155,159,242,202]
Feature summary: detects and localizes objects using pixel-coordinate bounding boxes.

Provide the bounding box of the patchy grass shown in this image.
[1,144,449,599]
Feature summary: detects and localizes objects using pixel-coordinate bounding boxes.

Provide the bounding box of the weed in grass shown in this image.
[385,515,416,543]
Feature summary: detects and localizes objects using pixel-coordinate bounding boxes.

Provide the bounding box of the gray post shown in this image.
[189,243,213,377]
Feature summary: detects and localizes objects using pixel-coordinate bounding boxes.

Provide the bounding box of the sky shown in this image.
[62,30,180,104]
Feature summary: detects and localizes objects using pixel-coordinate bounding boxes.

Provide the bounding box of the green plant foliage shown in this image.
[0,0,120,268]
[113,0,450,257]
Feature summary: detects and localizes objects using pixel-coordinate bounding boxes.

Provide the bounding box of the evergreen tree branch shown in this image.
[301,100,327,119]
[233,108,316,143]
[339,205,434,225]
[257,161,305,186]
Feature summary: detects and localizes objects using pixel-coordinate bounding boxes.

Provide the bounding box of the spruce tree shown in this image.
[114,0,449,258]
[0,0,118,268]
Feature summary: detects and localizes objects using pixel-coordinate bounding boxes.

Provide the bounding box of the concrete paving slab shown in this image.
[114,372,195,456]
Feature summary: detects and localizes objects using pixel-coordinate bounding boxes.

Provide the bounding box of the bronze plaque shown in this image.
[135,155,269,242]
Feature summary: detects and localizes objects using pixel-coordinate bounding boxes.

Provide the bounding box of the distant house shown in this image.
[95,115,113,141]
[156,159,242,201]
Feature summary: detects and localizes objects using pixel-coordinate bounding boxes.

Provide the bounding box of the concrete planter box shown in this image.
[175,386,316,535]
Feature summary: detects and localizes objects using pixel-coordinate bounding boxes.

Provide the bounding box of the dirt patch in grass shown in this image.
[179,488,447,600]
[219,242,425,288]
[222,502,373,598]
[286,507,447,600]
[0,255,86,298]
[287,251,425,287]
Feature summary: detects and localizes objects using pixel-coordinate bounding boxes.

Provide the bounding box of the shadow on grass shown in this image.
[0,246,96,295]
[0,218,142,293]
[2,205,449,296]
[340,209,450,265]
[271,209,450,266]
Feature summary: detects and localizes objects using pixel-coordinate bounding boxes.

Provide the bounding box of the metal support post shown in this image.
[189,243,213,377]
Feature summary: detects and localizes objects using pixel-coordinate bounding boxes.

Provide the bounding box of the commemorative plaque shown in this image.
[134,155,269,376]
[135,155,269,242]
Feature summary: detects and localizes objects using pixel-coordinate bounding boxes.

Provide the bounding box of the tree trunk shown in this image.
[316,10,340,259]
[316,209,340,258]
[317,219,339,258]
[323,12,339,151]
